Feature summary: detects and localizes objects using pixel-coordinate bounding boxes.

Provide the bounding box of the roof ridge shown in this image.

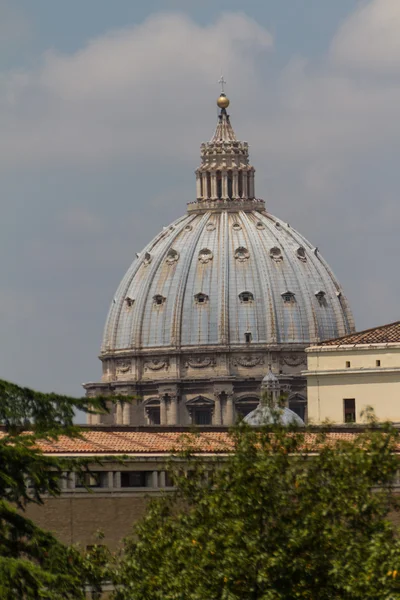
[318,320,400,346]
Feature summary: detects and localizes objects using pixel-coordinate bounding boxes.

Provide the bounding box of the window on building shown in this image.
[125,296,134,308]
[227,170,233,199]
[120,471,153,488]
[346,361,351,368]
[216,170,222,199]
[76,472,108,489]
[192,408,212,425]
[281,291,295,303]
[344,399,356,423]
[153,295,166,306]
[148,407,160,425]
[165,472,175,488]
[194,292,209,304]
[239,291,254,303]
[376,360,381,367]
[245,332,252,344]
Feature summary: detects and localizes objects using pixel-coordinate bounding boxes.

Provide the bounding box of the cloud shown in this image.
[331,0,400,71]
[0,12,272,169]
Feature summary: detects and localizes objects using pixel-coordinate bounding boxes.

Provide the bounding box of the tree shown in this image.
[0,378,114,599]
[114,418,400,600]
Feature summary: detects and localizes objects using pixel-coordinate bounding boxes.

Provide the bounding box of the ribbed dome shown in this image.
[102,209,353,352]
[86,91,355,428]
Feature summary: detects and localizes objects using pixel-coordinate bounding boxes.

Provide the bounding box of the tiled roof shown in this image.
[0,429,393,455]
[317,321,400,347]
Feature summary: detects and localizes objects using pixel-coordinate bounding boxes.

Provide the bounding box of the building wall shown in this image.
[306,344,400,424]
[25,494,153,549]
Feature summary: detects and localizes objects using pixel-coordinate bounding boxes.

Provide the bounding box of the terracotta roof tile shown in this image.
[318,321,400,346]
[0,430,397,454]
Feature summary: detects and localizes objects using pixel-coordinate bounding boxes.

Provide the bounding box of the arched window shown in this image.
[216,170,222,199]
[227,170,233,199]
[239,291,254,303]
[235,397,259,419]
[238,171,243,198]
[207,172,211,199]
[288,394,306,422]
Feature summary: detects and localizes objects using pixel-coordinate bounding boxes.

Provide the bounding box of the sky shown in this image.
[1,0,400,411]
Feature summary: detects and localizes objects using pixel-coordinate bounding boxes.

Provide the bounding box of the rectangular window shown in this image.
[376,360,381,367]
[165,472,175,488]
[76,472,108,488]
[345,361,351,368]
[193,409,212,425]
[120,471,153,488]
[344,399,356,423]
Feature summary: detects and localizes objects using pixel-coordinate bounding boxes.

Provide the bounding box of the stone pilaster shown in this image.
[168,395,178,425]
[160,397,167,425]
[213,393,222,425]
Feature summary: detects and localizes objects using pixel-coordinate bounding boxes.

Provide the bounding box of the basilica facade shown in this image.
[84,91,354,426]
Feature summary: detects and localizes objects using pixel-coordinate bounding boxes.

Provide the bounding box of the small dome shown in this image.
[244,405,305,427]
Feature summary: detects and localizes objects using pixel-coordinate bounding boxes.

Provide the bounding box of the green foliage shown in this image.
[0,379,115,599]
[114,422,400,600]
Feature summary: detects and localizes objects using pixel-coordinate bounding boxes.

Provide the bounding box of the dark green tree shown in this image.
[114,420,400,600]
[0,379,114,599]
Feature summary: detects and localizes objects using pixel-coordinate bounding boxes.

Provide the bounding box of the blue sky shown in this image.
[2,0,400,410]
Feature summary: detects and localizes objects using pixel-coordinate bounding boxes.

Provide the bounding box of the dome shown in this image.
[86,90,354,428]
[244,404,305,427]
[102,210,353,352]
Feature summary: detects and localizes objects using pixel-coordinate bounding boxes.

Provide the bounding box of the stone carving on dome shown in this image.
[184,224,193,232]
[185,356,216,369]
[234,246,250,262]
[270,247,283,262]
[166,249,179,265]
[198,248,213,264]
[232,222,242,231]
[296,246,307,262]
[115,360,131,374]
[143,252,152,266]
[206,222,216,232]
[282,354,306,367]
[233,355,264,368]
[144,358,169,372]
[275,222,281,229]
[256,221,265,230]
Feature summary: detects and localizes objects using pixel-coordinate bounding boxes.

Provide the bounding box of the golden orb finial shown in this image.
[217,93,230,109]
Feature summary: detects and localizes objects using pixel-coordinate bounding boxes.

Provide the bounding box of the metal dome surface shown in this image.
[102,210,353,352]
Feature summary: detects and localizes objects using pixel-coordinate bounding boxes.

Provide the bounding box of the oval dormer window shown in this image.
[315,290,327,306]
[198,248,213,264]
[166,249,179,265]
[234,247,250,262]
[239,291,254,303]
[143,252,152,266]
[153,295,166,306]
[296,246,307,262]
[194,293,209,305]
[270,247,283,262]
[125,296,135,308]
